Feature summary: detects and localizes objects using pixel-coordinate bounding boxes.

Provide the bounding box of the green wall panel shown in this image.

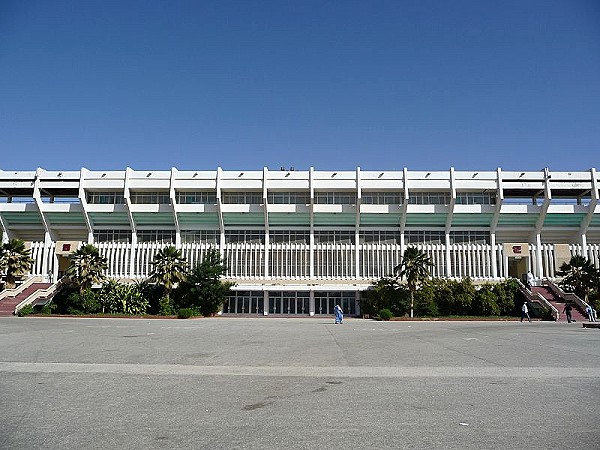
[45,212,86,226]
[497,213,538,226]
[178,212,220,226]
[268,212,310,226]
[132,212,175,226]
[451,213,493,227]
[1,212,43,226]
[313,213,356,226]
[222,212,265,226]
[88,212,130,226]
[543,213,586,227]
[359,213,401,226]
[404,213,447,226]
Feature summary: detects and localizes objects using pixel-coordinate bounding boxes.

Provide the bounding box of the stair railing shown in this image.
[14,277,68,314]
[544,279,590,312]
[516,279,559,321]
[0,276,44,301]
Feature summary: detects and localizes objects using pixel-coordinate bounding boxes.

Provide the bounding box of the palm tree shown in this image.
[149,246,188,300]
[393,246,433,318]
[557,255,598,303]
[65,244,108,295]
[0,239,34,289]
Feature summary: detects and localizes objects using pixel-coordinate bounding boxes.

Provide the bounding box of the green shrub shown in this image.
[17,305,34,316]
[134,280,164,315]
[40,303,55,315]
[159,295,173,316]
[96,281,149,315]
[173,250,234,317]
[378,308,393,321]
[177,308,195,319]
[473,285,500,316]
[365,276,523,319]
[67,289,101,314]
[414,282,439,317]
[360,277,409,317]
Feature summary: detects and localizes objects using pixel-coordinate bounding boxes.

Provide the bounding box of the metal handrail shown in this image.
[0,276,43,301]
[544,279,590,312]
[516,279,559,321]
[14,277,68,314]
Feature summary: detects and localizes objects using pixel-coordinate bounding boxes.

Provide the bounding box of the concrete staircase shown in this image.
[0,283,53,316]
[531,286,586,322]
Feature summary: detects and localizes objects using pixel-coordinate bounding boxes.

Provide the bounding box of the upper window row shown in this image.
[84,191,498,205]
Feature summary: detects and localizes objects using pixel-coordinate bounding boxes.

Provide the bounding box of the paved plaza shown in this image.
[1,316,599,449]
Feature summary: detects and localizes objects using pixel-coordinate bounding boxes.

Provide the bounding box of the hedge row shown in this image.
[361,277,525,318]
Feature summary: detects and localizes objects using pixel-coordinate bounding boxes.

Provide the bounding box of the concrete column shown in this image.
[263,290,269,316]
[445,233,451,277]
[490,232,497,279]
[355,291,361,316]
[581,233,588,257]
[535,234,544,279]
[309,290,315,316]
[130,232,137,278]
[41,231,51,281]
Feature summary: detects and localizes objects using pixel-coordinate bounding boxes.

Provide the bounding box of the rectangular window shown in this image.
[361,192,403,205]
[314,291,356,315]
[359,231,401,244]
[449,231,490,244]
[223,291,264,314]
[225,230,265,244]
[137,230,176,243]
[314,192,357,205]
[221,192,263,204]
[269,230,310,244]
[408,192,451,205]
[314,231,354,244]
[455,192,496,205]
[405,230,445,244]
[130,192,171,204]
[93,230,132,243]
[267,191,311,204]
[180,230,220,244]
[268,291,310,315]
[86,192,125,204]
[176,191,217,204]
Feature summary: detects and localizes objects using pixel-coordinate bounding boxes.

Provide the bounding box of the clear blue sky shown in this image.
[1,0,599,171]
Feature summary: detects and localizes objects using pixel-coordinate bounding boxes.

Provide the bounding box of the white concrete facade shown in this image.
[1,167,599,315]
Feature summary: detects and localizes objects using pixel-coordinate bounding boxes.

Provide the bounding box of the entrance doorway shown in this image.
[57,255,70,280]
[508,257,528,283]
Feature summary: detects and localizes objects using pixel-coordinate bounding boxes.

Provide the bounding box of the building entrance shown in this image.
[508,257,528,282]
[269,291,309,315]
[223,291,263,314]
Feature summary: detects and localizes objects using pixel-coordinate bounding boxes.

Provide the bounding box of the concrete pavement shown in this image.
[1,317,599,449]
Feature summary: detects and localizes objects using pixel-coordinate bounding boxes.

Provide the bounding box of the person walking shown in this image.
[521,302,531,323]
[563,303,573,323]
[526,270,535,290]
[334,304,344,324]
[585,305,595,322]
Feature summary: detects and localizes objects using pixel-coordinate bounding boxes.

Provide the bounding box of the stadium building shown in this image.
[1,167,599,316]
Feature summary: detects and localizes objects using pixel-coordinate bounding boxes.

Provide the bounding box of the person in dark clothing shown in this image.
[521,302,531,323]
[563,303,573,323]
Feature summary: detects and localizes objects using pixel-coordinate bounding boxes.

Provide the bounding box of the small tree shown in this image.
[557,255,598,303]
[65,244,108,295]
[176,248,233,316]
[393,246,433,318]
[0,239,34,289]
[149,246,188,314]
